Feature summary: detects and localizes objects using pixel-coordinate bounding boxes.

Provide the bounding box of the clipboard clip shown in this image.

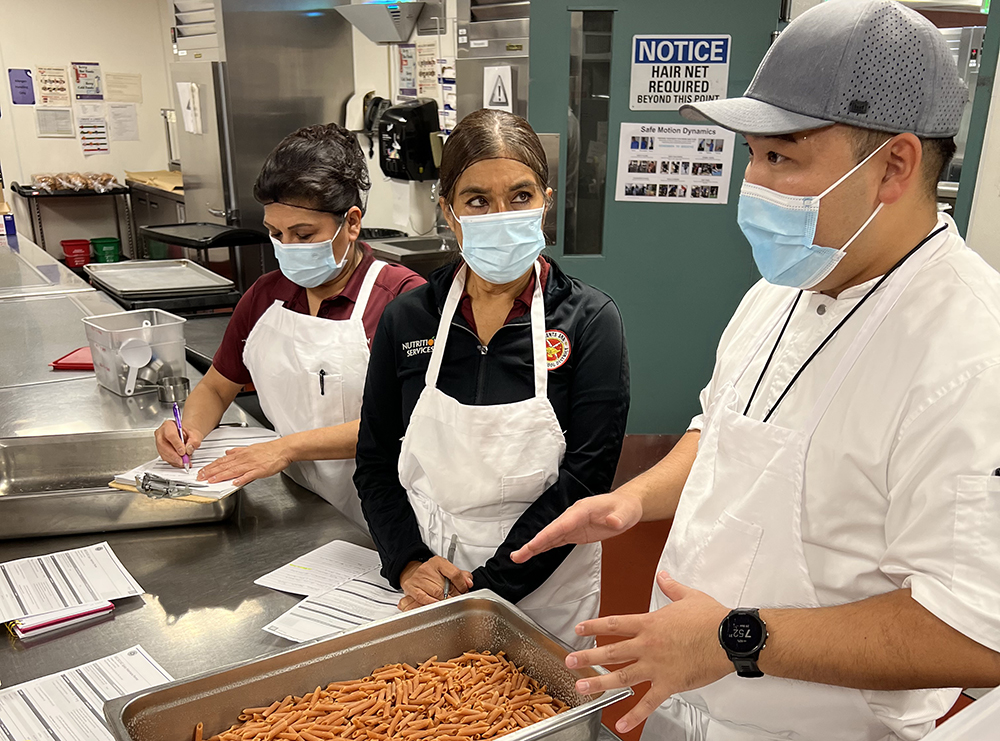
[135,472,208,499]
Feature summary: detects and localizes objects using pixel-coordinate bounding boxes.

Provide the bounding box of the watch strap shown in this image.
[732,657,764,679]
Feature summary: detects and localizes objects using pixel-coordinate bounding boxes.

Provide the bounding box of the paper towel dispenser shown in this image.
[378,99,442,181]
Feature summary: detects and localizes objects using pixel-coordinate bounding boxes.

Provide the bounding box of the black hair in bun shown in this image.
[254,122,371,216]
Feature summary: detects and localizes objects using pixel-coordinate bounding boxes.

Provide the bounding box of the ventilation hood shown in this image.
[335,1,425,44]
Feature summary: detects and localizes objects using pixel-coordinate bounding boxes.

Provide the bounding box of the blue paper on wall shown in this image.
[8,69,35,105]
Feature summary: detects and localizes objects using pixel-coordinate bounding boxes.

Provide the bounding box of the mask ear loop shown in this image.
[817,137,892,254]
[817,137,893,199]
[837,201,884,254]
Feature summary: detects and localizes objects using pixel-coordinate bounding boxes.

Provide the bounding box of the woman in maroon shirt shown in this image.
[154,123,424,527]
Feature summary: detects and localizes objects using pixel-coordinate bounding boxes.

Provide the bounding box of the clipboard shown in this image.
[107,478,226,505]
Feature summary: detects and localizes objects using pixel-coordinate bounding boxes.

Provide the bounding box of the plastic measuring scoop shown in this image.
[119,337,152,396]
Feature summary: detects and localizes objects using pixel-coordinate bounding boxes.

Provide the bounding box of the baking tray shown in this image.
[0,430,238,539]
[104,592,631,741]
[84,260,234,299]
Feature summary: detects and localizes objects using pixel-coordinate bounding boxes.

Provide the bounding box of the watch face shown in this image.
[722,613,764,655]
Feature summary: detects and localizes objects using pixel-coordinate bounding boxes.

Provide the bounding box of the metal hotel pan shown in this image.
[105,592,631,741]
[0,431,237,539]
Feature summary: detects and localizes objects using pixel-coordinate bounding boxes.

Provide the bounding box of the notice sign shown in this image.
[630,35,730,110]
[615,122,735,204]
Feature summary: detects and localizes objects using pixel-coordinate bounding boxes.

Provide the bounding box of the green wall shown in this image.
[529,1,780,432]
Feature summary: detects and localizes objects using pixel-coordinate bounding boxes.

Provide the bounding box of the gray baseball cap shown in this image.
[680,0,968,137]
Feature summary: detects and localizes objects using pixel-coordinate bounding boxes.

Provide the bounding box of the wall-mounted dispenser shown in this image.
[378,99,442,181]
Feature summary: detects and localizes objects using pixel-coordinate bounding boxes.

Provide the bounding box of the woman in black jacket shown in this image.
[355,109,629,648]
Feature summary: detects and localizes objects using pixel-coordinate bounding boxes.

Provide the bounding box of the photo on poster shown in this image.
[623,183,658,198]
[692,162,723,176]
[615,122,735,204]
[626,159,658,174]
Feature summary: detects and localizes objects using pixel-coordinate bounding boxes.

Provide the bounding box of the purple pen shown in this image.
[172,402,191,471]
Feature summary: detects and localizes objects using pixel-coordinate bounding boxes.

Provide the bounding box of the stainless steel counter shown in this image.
[0,474,372,687]
[0,361,250,438]
[0,261,249,437]
[0,232,94,300]
[0,290,122,389]
[0,474,623,740]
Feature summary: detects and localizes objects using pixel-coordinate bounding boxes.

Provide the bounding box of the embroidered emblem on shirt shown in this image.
[402,337,435,357]
[545,330,571,370]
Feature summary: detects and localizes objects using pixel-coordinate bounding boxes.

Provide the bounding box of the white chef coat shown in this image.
[687,216,1000,739]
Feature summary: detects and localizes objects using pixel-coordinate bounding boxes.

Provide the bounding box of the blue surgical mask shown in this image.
[271,221,347,288]
[737,139,890,289]
[451,206,545,284]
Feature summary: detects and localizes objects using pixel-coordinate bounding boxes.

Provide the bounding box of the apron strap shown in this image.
[528,261,547,398]
[425,264,468,388]
[424,261,547,399]
[353,259,386,320]
[802,232,951,436]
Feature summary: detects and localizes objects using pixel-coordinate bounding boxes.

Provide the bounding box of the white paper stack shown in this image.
[253,539,383,597]
[255,540,402,643]
[0,645,173,741]
[264,571,401,643]
[11,600,115,638]
[0,542,143,626]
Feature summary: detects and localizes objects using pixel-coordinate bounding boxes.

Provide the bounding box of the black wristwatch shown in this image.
[719,608,767,678]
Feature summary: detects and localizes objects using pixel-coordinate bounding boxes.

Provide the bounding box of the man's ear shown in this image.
[877,133,922,206]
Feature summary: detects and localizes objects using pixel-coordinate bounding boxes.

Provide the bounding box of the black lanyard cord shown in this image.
[751,225,948,424]
[743,290,802,416]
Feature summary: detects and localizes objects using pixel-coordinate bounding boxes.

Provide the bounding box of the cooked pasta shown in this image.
[198,651,570,741]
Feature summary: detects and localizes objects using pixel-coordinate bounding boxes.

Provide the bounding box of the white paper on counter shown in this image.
[0,542,143,623]
[254,540,382,597]
[264,571,400,643]
[0,645,173,741]
[115,427,280,500]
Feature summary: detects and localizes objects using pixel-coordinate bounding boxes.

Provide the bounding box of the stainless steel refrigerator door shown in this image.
[170,61,235,225]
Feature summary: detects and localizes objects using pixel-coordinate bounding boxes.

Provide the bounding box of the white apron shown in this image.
[642,238,947,741]
[243,260,386,530]
[398,263,602,650]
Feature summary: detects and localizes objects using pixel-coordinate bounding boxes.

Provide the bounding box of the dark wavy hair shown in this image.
[438,109,548,204]
[254,123,371,216]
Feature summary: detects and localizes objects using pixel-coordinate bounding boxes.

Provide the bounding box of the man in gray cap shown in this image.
[512,1,1000,738]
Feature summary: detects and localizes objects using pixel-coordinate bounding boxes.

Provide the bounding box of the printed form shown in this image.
[264,571,400,643]
[254,540,383,597]
[0,645,173,741]
[0,542,142,623]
